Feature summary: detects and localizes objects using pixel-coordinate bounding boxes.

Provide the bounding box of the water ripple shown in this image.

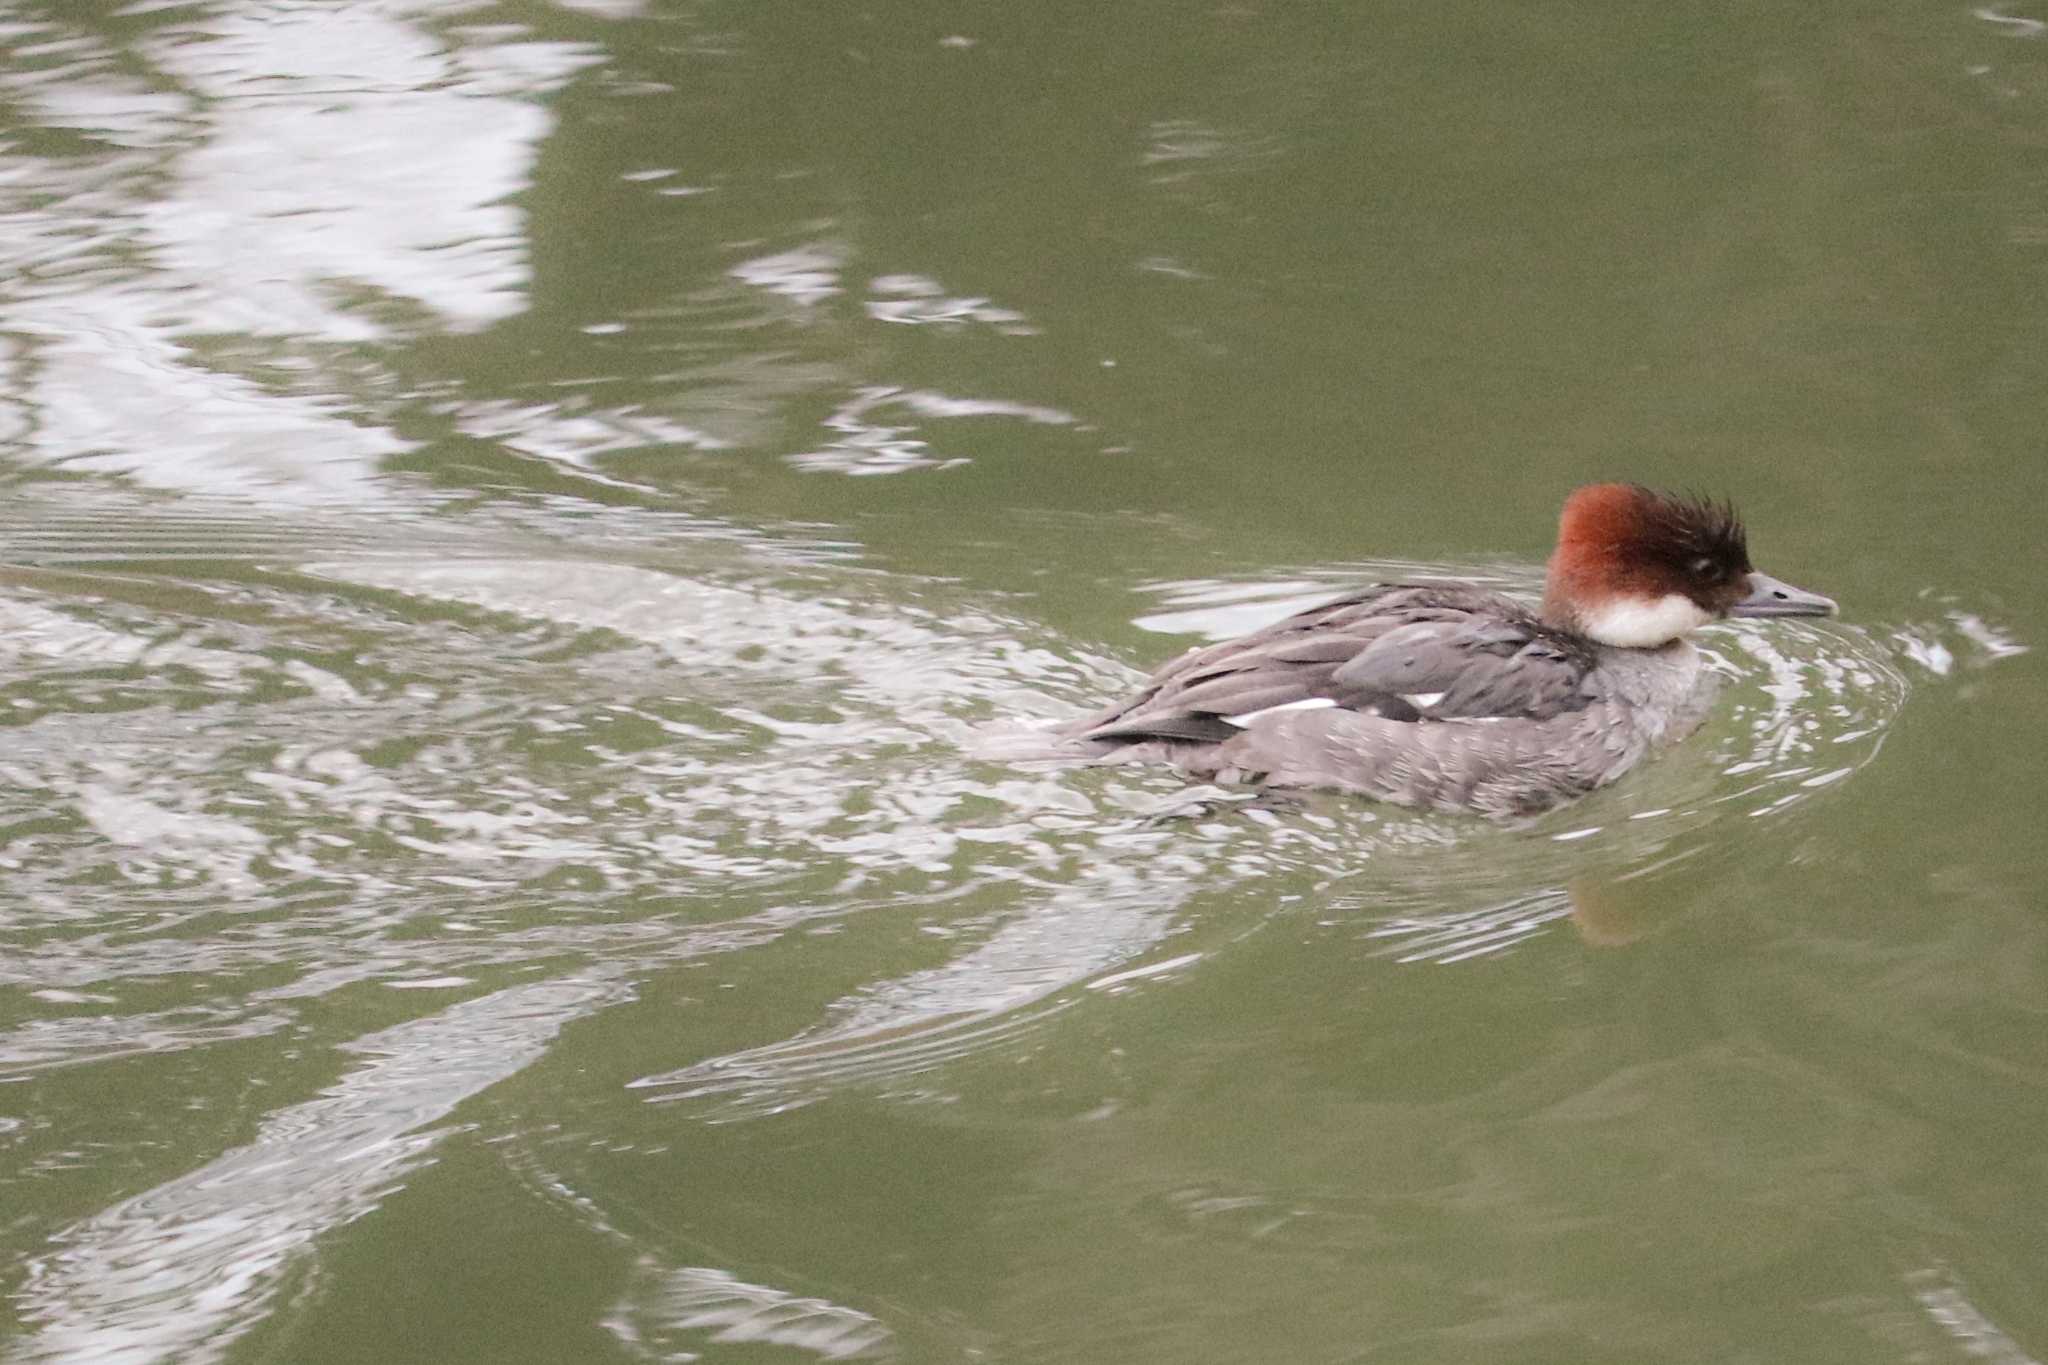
[11,975,625,1365]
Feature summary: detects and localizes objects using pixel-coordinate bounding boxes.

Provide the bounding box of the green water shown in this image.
[1,2,2044,1361]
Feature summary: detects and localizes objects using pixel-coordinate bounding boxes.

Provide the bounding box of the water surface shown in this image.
[1,2,2045,1362]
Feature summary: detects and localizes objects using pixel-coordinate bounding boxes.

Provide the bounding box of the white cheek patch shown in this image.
[1581,593,1713,648]
[1224,697,1339,728]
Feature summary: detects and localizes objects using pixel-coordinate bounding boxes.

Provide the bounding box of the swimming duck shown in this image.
[1054,483,1837,817]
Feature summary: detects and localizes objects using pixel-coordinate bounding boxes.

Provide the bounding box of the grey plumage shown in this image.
[1055,584,1716,818]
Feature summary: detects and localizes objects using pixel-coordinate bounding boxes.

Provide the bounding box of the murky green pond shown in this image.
[2,2,2045,1361]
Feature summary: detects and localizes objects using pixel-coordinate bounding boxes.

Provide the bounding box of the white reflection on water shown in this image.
[865,273,1034,332]
[1908,1264,2043,1364]
[717,250,1064,471]
[514,1146,900,1360]
[303,556,1219,1107]
[0,1006,290,1076]
[1141,117,1279,180]
[0,3,598,504]
[11,974,625,1365]
[606,1263,894,1362]
[455,398,731,470]
[1973,7,2048,39]
[138,4,600,337]
[0,514,1261,1349]
[792,385,1076,475]
[731,244,847,308]
[630,879,1181,1118]
[26,322,414,504]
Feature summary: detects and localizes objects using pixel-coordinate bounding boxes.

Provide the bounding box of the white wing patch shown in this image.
[1224,697,1339,728]
[1401,691,1445,709]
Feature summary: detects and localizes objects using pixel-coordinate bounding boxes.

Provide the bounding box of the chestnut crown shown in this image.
[1540,483,1830,647]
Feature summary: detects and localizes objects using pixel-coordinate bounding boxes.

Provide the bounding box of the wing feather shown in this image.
[1063,583,1595,747]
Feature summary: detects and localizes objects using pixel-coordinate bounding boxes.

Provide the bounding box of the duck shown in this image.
[1051,483,1837,817]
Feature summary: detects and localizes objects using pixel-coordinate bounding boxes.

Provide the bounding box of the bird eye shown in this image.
[1689,556,1716,576]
